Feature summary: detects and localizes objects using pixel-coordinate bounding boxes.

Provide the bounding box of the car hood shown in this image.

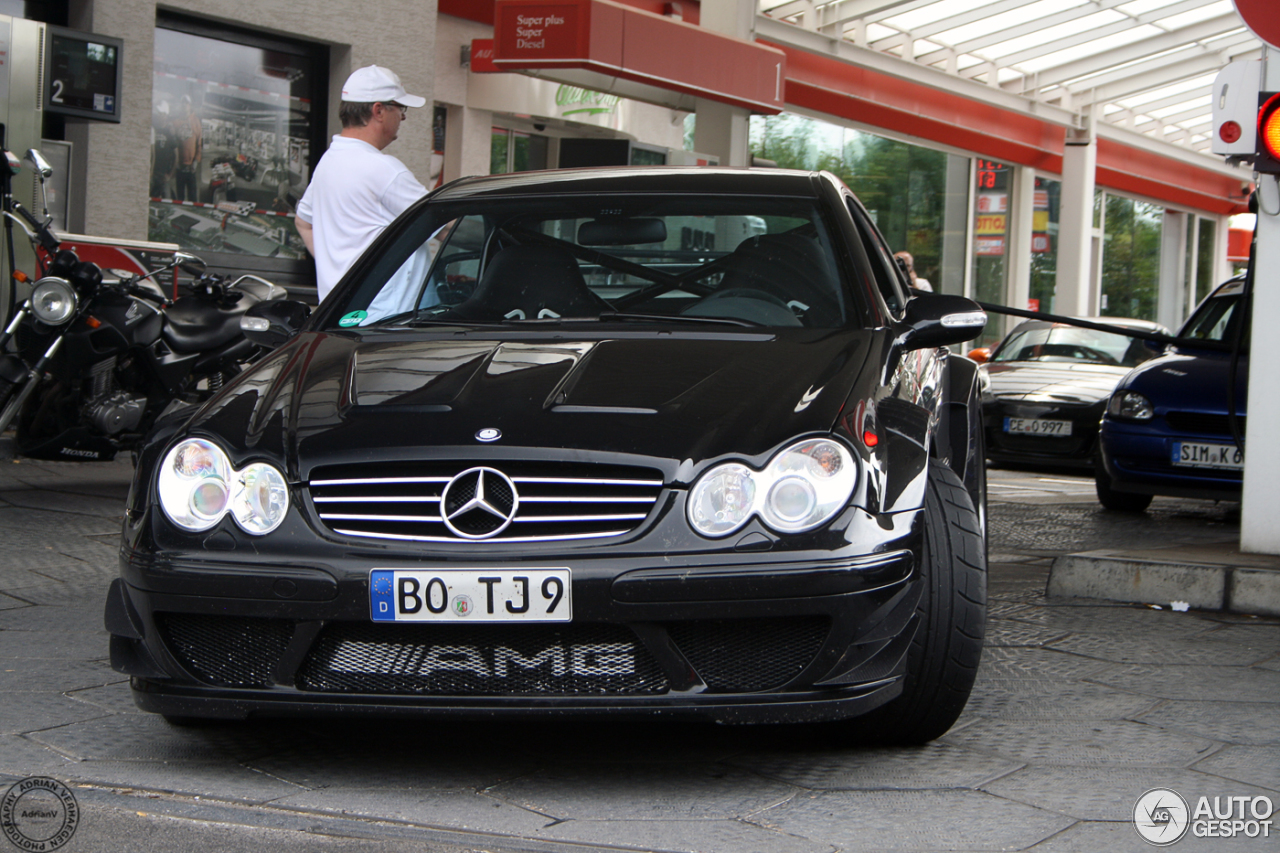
[984,361,1131,405]
[1121,348,1249,414]
[189,329,876,478]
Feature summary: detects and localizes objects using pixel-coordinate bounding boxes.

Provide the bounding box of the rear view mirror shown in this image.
[174,252,207,276]
[578,218,667,246]
[899,294,987,351]
[241,299,310,348]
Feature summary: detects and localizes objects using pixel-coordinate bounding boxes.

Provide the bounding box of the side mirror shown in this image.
[173,251,207,276]
[241,299,310,348]
[898,294,987,351]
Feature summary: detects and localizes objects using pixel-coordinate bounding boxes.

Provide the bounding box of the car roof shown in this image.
[429,167,830,202]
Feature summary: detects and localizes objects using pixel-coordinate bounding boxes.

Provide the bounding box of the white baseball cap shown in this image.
[341,65,426,108]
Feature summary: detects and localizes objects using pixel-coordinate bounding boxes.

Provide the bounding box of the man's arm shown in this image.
[295,217,315,255]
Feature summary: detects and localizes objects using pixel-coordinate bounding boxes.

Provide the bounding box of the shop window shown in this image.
[1194,217,1217,303]
[1100,195,1162,320]
[490,127,548,174]
[970,159,1011,343]
[1029,177,1060,314]
[748,114,960,298]
[149,18,325,265]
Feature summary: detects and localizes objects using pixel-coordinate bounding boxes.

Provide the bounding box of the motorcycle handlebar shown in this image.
[9,201,59,254]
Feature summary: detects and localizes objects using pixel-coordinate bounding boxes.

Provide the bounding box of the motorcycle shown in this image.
[0,147,287,462]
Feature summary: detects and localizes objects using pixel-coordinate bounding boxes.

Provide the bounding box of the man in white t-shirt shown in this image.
[296,65,428,301]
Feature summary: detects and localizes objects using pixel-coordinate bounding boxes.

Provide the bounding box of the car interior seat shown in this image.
[453,243,610,321]
[683,233,843,326]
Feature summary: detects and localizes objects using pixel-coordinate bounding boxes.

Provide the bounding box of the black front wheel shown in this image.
[854,459,987,744]
[1095,462,1152,512]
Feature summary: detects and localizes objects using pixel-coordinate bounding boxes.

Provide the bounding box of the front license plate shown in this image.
[370,569,572,622]
[1172,442,1243,470]
[1004,417,1072,436]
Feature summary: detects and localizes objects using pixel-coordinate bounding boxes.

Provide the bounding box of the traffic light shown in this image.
[1258,92,1280,175]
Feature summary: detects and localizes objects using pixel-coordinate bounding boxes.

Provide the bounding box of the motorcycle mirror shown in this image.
[25,149,53,180]
[241,299,310,349]
[173,252,207,276]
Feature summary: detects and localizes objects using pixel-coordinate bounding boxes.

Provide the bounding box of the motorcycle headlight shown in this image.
[1107,390,1154,421]
[157,438,289,535]
[687,439,857,537]
[30,277,78,325]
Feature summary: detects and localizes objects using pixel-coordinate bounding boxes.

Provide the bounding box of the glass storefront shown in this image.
[1100,195,1162,320]
[149,22,321,260]
[749,114,966,297]
[1030,177,1060,314]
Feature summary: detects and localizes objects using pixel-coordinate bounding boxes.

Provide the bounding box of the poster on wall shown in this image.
[149,27,315,260]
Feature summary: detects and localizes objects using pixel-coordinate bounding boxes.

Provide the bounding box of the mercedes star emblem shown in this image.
[440,467,519,539]
[476,428,501,442]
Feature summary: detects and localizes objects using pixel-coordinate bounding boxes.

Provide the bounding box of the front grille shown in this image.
[1165,411,1245,437]
[667,617,830,692]
[308,460,663,543]
[158,614,294,688]
[296,622,669,695]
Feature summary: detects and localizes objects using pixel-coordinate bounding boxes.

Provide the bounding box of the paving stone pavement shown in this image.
[0,459,1276,852]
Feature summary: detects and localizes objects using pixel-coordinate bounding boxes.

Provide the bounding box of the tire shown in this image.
[855,459,987,744]
[1095,463,1152,512]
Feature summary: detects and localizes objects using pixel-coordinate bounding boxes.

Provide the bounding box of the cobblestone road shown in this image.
[0,459,1276,852]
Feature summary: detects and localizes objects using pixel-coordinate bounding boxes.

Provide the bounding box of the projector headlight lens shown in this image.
[157,438,288,535]
[687,439,857,537]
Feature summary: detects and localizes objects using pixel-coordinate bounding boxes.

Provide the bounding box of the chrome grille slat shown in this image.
[310,461,664,543]
[332,528,631,543]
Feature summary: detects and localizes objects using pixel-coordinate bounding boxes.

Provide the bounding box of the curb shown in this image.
[1048,550,1280,617]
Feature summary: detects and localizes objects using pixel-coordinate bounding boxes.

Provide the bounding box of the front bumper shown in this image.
[108,507,924,724]
[1100,421,1242,500]
[982,400,1103,468]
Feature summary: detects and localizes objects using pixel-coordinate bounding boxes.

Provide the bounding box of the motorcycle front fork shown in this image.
[0,331,64,435]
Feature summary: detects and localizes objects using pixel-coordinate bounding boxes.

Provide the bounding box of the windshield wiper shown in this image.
[597,311,758,328]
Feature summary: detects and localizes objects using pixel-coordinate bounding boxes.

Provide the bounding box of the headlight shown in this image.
[30,277,78,325]
[1107,390,1154,420]
[157,438,289,535]
[687,439,857,537]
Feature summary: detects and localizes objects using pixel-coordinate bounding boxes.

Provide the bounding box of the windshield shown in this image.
[324,194,848,330]
[991,324,1154,367]
[1180,282,1248,346]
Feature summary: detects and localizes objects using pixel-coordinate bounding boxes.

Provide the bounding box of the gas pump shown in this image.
[0,14,48,327]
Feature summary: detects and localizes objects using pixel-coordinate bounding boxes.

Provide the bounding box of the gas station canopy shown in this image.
[761,0,1263,155]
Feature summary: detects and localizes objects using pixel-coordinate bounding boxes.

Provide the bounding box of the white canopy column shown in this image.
[1055,116,1098,317]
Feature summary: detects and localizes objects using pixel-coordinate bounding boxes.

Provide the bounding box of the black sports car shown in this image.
[107,168,989,744]
[979,317,1169,469]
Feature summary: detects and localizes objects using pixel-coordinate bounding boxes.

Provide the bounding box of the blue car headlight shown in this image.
[687,439,856,537]
[158,438,289,535]
[1107,390,1154,421]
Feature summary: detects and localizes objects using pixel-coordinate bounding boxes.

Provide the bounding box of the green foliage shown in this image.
[1101,196,1161,319]
[749,115,948,287]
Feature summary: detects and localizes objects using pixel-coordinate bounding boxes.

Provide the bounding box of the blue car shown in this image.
[1096,277,1249,511]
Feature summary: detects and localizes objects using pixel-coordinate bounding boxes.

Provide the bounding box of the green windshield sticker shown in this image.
[339,310,367,327]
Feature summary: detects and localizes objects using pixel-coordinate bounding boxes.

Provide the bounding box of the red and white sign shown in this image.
[1233,0,1280,49]
[976,193,1007,213]
[490,0,785,114]
[975,237,1005,256]
[1032,233,1051,253]
[470,39,499,73]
